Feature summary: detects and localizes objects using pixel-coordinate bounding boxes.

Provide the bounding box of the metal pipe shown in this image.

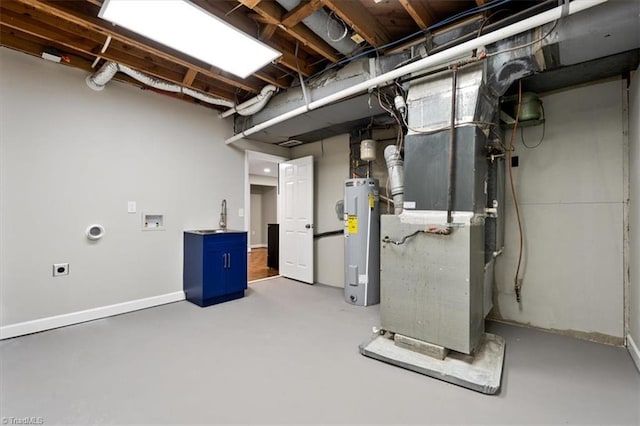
[383,145,404,215]
[219,199,227,230]
[446,67,458,225]
[225,0,607,145]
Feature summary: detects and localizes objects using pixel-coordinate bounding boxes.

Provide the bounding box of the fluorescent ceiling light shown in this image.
[99,0,282,78]
[263,168,271,173]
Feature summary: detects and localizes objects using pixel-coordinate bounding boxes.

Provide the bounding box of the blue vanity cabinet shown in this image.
[183,230,248,307]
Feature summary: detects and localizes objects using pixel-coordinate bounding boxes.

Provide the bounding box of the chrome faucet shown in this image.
[219,199,227,229]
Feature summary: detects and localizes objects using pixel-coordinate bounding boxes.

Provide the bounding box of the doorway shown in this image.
[245,150,287,281]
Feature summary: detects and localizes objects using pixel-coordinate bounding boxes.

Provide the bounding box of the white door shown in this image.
[279,156,314,284]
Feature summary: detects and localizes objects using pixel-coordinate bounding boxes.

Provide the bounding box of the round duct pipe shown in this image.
[274,0,359,55]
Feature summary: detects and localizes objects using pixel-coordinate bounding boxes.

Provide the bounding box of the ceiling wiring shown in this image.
[327,10,348,42]
[304,0,513,83]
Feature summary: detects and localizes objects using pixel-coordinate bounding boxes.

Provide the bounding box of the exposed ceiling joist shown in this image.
[182,68,198,86]
[0,24,223,108]
[254,70,291,88]
[281,0,323,28]
[242,0,264,8]
[0,0,556,117]
[260,23,278,40]
[238,0,340,63]
[196,0,318,77]
[399,0,439,30]
[12,0,261,95]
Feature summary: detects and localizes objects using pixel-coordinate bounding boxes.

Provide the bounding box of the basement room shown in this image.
[1,0,639,424]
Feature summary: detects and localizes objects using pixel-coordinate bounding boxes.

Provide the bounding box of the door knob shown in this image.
[305,224,314,229]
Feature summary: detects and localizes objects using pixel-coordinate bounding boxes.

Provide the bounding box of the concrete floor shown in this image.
[1,277,639,425]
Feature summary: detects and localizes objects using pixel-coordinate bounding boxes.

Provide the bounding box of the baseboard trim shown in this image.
[627,334,640,373]
[250,244,267,249]
[0,291,185,340]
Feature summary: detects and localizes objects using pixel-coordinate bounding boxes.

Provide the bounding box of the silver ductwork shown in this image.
[274,0,359,56]
[85,61,118,91]
[219,84,278,118]
[86,61,235,108]
[383,145,404,215]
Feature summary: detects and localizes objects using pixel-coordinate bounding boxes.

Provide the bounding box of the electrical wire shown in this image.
[521,103,546,148]
[304,0,513,83]
[508,80,525,303]
[327,10,348,42]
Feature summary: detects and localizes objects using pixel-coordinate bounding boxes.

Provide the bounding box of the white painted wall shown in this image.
[495,79,625,341]
[250,190,263,246]
[0,48,244,327]
[291,135,349,287]
[629,68,640,367]
[262,186,277,243]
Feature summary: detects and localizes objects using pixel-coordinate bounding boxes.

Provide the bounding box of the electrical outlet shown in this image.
[53,263,69,276]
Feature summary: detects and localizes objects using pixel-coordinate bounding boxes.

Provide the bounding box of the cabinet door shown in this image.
[225,244,247,293]
[203,246,226,298]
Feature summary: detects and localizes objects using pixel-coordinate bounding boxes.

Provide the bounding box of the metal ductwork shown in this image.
[86,61,235,108]
[226,0,615,145]
[274,0,359,56]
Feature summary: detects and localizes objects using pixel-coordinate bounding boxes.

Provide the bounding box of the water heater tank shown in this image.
[344,178,380,306]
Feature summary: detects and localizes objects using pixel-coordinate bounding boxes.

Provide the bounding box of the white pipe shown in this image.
[218,85,278,118]
[225,0,607,145]
[384,145,404,215]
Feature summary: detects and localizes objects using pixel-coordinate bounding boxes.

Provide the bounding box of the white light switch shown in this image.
[128,201,136,214]
[238,208,244,217]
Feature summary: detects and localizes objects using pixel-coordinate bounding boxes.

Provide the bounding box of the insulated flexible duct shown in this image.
[86,62,234,108]
[219,84,278,118]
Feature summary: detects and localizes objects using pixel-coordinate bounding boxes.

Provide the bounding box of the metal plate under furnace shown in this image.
[360,332,506,394]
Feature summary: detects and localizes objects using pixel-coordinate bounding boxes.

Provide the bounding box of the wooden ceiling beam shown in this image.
[281,0,322,28]
[196,0,319,76]
[1,2,205,85]
[242,0,264,8]
[11,0,261,94]
[0,9,237,101]
[0,24,239,108]
[238,0,340,63]
[399,0,438,30]
[0,25,95,71]
[182,68,198,86]
[260,23,278,40]
[253,70,291,88]
[320,0,391,47]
